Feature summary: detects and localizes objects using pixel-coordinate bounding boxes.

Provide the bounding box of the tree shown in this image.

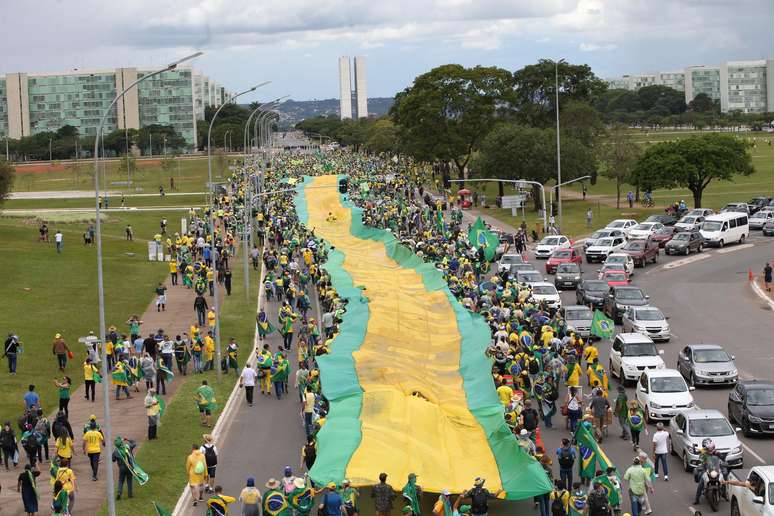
[636,85,686,115]
[364,118,399,154]
[599,126,643,208]
[0,159,14,204]
[391,64,513,177]
[631,133,754,208]
[688,93,720,114]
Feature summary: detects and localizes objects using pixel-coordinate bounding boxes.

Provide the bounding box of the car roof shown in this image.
[633,305,659,311]
[738,379,774,389]
[581,279,608,286]
[643,368,681,378]
[683,409,728,421]
[564,305,591,312]
[607,252,630,258]
[531,282,555,288]
[686,344,724,351]
[616,332,654,343]
[612,285,641,291]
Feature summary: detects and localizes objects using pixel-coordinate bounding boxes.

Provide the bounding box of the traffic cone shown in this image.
[749,268,754,281]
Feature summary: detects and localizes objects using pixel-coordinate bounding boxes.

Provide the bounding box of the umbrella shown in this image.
[457,188,471,195]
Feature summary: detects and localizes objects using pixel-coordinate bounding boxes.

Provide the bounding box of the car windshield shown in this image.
[633,223,652,230]
[693,349,730,363]
[540,237,562,245]
[532,285,557,295]
[752,213,767,219]
[747,389,774,406]
[606,272,627,282]
[680,217,697,224]
[608,221,625,228]
[584,281,609,292]
[606,255,626,263]
[673,233,691,241]
[501,255,521,264]
[636,309,664,321]
[650,376,686,393]
[565,309,592,320]
[622,343,657,357]
[511,263,535,272]
[557,263,579,273]
[624,241,645,250]
[689,418,733,437]
[590,231,605,239]
[616,289,645,300]
[553,250,572,258]
[702,221,722,231]
[597,238,614,247]
[518,272,541,282]
[655,227,674,236]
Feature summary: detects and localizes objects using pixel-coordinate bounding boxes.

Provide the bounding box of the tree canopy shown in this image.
[0,159,14,205]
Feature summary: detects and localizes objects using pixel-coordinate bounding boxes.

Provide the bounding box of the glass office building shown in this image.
[0,67,230,147]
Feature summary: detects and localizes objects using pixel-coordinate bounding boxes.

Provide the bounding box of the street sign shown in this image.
[501,194,526,208]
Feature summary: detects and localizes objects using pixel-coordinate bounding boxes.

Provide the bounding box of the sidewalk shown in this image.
[0,273,199,516]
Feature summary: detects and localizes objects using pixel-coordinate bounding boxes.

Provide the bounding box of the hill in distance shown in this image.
[268,98,394,125]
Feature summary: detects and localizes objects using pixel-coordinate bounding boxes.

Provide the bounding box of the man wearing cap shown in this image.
[264,478,291,516]
[82,419,104,480]
[432,489,452,516]
[52,333,70,371]
[463,478,502,516]
[320,482,345,516]
[341,479,360,516]
[371,472,396,516]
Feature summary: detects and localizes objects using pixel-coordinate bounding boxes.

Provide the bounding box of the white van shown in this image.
[699,212,749,247]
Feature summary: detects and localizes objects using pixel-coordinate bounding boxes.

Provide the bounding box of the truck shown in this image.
[729,466,774,515]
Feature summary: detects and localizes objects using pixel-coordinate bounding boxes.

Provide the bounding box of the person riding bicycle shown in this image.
[693,438,726,505]
[643,190,653,205]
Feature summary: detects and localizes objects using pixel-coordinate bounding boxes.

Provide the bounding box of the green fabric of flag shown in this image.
[93,372,102,384]
[155,395,166,418]
[574,423,614,479]
[114,438,149,485]
[152,501,173,516]
[435,210,444,233]
[590,310,615,340]
[467,217,498,262]
[591,473,621,507]
[402,477,422,516]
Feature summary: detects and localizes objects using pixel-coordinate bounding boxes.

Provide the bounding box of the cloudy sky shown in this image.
[2,0,773,101]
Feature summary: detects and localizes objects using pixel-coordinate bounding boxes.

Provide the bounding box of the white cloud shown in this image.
[579,42,618,52]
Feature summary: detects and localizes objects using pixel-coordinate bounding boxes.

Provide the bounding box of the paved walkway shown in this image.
[0,272,200,515]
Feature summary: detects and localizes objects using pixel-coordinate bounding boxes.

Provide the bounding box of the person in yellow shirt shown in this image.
[207,309,217,331]
[55,434,73,461]
[169,259,179,286]
[239,477,262,515]
[187,444,208,506]
[145,388,161,440]
[583,342,599,368]
[55,459,77,508]
[496,379,514,406]
[204,332,216,371]
[207,485,236,514]
[82,421,104,480]
[83,358,99,402]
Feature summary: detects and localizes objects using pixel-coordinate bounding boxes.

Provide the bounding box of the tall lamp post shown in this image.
[207,81,270,380]
[554,58,566,232]
[92,51,202,516]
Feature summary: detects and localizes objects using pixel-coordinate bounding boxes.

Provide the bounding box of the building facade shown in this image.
[338,55,368,119]
[0,66,230,147]
[607,58,774,113]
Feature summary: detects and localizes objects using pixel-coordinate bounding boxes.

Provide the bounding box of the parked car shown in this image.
[546,247,582,274]
[651,226,677,248]
[721,202,751,215]
[605,219,638,236]
[603,253,635,275]
[622,305,670,341]
[528,282,562,309]
[636,369,695,422]
[728,380,774,437]
[645,214,677,226]
[628,222,665,240]
[729,466,774,516]
[674,215,705,232]
[603,285,650,322]
[585,236,627,263]
[498,253,524,273]
[750,210,774,229]
[665,231,704,255]
[576,279,610,308]
[764,219,774,236]
[687,208,715,218]
[621,239,660,267]
[535,235,571,259]
[584,228,626,252]
[677,344,738,387]
[562,305,593,338]
[671,410,743,472]
[609,333,665,384]
[554,262,582,290]
[748,196,773,214]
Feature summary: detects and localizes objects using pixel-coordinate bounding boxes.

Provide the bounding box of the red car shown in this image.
[601,270,630,287]
[650,226,676,248]
[546,247,582,274]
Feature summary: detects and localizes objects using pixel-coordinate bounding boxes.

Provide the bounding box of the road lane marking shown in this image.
[742,442,767,464]
[751,279,774,310]
[662,254,711,269]
[716,243,754,254]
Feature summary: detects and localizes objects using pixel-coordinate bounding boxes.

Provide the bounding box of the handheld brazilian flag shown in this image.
[402,477,422,516]
[257,315,276,338]
[155,395,166,418]
[289,485,315,514]
[467,216,499,262]
[158,363,175,382]
[152,501,172,516]
[591,473,621,507]
[93,372,102,384]
[574,423,614,479]
[111,365,129,387]
[590,310,615,340]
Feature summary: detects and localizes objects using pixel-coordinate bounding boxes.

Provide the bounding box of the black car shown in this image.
[555,262,582,290]
[728,380,774,437]
[763,219,774,236]
[603,285,650,322]
[576,279,610,308]
[665,231,704,255]
[748,197,773,215]
[646,214,677,226]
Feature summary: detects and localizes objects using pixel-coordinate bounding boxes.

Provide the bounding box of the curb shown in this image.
[750,277,774,310]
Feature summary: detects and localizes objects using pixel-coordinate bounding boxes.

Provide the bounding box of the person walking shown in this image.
[0,422,17,469]
[565,387,583,432]
[627,401,646,451]
[239,477,262,516]
[239,364,257,407]
[155,282,167,312]
[194,295,209,326]
[651,422,670,481]
[17,463,40,515]
[764,262,773,292]
[4,333,20,374]
[200,434,218,493]
[586,209,593,228]
[614,386,629,440]
[556,438,576,490]
[54,458,77,511]
[51,334,70,371]
[627,191,634,208]
[82,420,104,480]
[187,443,208,506]
[196,380,216,427]
[54,230,63,253]
[23,385,39,412]
[623,457,653,516]
[83,358,98,402]
[372,472,396,516]
[53,376,71,418]
[112,437,137,500]
[145,389,161,440]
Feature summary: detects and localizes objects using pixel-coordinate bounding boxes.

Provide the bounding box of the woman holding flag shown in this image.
[145,388,161,440]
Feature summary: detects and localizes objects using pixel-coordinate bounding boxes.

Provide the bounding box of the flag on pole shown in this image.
[467,216,499,262]
[591,473,621,507]
[574,423,614,479]
[590,310,615,340]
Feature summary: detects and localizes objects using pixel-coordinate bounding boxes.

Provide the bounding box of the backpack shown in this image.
[204,445,218,467]
[193,459,206,475]
[303,443,317,467]
[35,418,49,437]
[558,447,575,469]
[587,490,610,515]
[551,491,568,516]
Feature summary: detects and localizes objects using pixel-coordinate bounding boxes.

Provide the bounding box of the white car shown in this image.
[729,466,774,516]
[610,333,665,384]
[750,210,774,230]
[674,215,705,232]
[605,219,638,236]
[515,270,544,286]
[584,228,626,251]
[604,253,635,276]
[628,222,664,240]
[534,235,570,259]
[528,282,562,309]
[585,236,626,263]
[636,369,695,422]
[498,253,524,273]
[622,306,670,341]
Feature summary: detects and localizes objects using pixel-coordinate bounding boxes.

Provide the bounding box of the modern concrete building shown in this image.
[338,55,368,119]
[0,66,230,147]
[684,66,721,105]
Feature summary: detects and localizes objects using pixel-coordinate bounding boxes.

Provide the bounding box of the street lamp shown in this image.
[223,129,231,153]
[91,50,203,516]
[243,97,289,161]
[549,175,591,220]
[554,58,566,232]
[49,138,52,162]
[207,81,270,380]
[449,178,548,232]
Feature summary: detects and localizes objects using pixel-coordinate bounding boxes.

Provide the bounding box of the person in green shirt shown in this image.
[623,457,653,516]
[53,376,71,418]
[195,380,216,427]
[272,353,289,400]
[614,385,629,440]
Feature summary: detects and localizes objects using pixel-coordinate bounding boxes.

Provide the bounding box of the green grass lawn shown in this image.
[11,156,237,194]
[2,193,206,210]
[0,209,193,425]
[101,256,260,515]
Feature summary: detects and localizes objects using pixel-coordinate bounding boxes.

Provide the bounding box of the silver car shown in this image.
[498,253,524,273]
[562,305,593,338]
[670,409,743,471]
[677,344,738,387]
[584,228,626,252]
[516,270,544,286]
[621,306,671,341]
